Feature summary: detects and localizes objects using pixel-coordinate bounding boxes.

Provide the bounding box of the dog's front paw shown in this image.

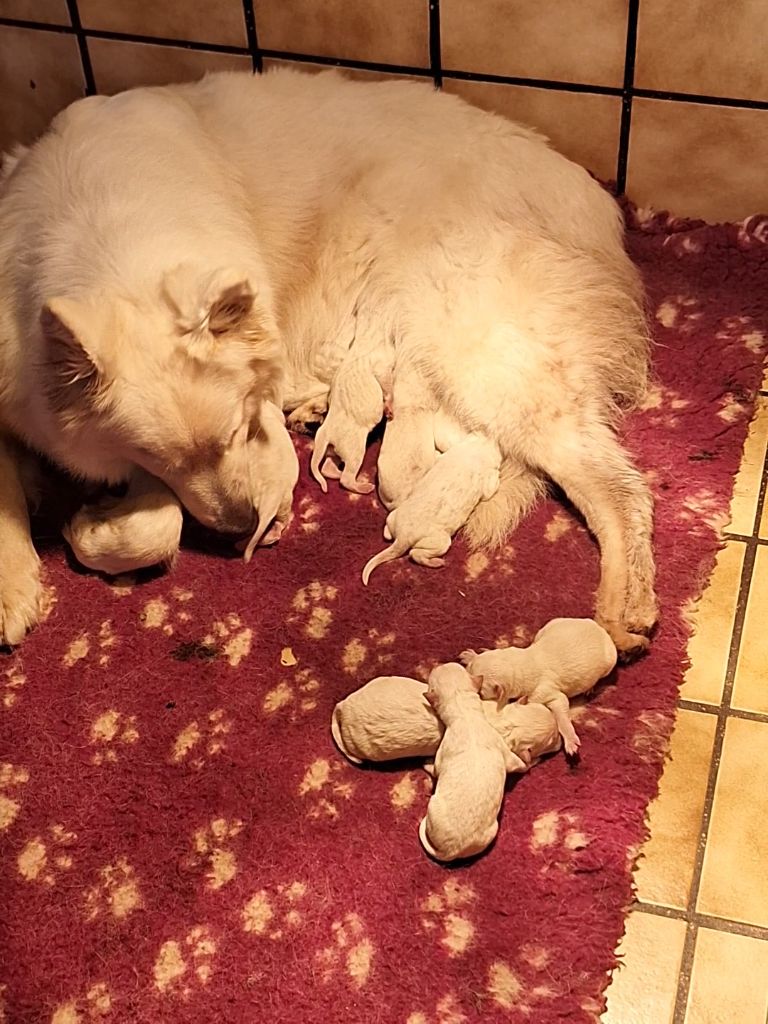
[0,545,42,646]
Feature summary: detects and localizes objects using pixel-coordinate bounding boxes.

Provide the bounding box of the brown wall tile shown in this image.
[78,0,247,48]
[445,79,621,182]
[0,0,69,23]
[627,98,768,221]
[261,57,420,84]
[90,38,251,96]
[0,25,84,150]
[636,0,768,102]
[441,0,627,87]
[255,0,429,68]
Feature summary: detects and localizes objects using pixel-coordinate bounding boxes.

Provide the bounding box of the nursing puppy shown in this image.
[0,69,656,651]
[240,401,300,559]
[376,361,439,511]
[363,434,502,582]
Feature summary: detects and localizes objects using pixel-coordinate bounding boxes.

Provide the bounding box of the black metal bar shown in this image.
[616,0,640,194]
[429,0,442,88]
[65,0,95,95]
[241,0,261,73]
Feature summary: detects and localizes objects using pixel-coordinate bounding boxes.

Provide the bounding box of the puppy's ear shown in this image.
[469,673,484,693]
[40,297,108,413]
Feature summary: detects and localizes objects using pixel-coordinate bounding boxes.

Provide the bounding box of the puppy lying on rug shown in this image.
[0,69,656,652]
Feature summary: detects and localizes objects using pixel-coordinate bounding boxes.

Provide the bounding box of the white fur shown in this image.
[376,358,439,510]
[331,673,561,765]
[241,400,299,559]
[0,68,655,647]
[310,333,393,494]
[460,617,617,755]
[419,663,516,862]
[363,433,501,582]
[63,470,183,576]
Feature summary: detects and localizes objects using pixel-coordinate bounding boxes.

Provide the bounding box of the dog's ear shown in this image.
[40,297,107,413]
[163,264,275,344]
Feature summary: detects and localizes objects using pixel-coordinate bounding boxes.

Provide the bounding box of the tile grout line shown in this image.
[677,697,768,724]
[241,0,262,73]
[670,426,768,1024]
[615,0,640,194]
[633,899,768,942]
[3,16,768,111]
[428,0,442,88]
[64,0,94,96]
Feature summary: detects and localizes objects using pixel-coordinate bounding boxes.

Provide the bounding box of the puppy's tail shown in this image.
[361,539,409,585]
[464,457,546,550]
[310,425,329,493]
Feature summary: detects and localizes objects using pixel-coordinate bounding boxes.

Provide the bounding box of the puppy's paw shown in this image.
[0,544,42,646]
[458,649,477,666]
[286,397,329,435]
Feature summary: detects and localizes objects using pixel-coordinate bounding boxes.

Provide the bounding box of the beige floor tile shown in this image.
[680,542,745,705]
[731,545,768,714]
[634,710,716,909]
[685,927,768,1024]
[727,396,768,535]
[760,501,768,540]
[602,911,687,1024]
[697,717,768,926]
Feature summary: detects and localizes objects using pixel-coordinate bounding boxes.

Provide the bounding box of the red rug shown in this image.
[1,209,766,1024]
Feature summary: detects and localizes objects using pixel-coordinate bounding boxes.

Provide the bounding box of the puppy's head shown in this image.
[40,263,283,534]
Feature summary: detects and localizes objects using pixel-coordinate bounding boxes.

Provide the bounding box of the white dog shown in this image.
[0,69,655,651]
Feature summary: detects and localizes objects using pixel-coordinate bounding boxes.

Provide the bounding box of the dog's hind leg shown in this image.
[464,456,547,549]
[530,420,656,658]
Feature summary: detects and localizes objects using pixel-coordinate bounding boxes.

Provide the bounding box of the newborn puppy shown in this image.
[419,663,517,862]
[363,434,501,583]
[63,471,183,575]
[460,618,617,755]
[241,400,299,561]
[331,674,560,765]
[311,341,393,494]
[377,364,438,510]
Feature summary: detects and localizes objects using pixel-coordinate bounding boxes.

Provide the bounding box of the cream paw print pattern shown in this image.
[186,817,244,891]
[84,857,142,921]
[0,763,28,833]
[242,880,308,939]
[17,824,76,886]
[50,983,113,1024]
[420,881,477,958]
[289,580,338,640]
[262,664,322,718]
[170,708,232,768]
[153,925,217,997]
[89,709,139,765]
[315,912,375,991]
[297,757,355,819]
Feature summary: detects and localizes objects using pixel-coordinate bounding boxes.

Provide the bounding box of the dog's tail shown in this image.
[361,538,409,585]
[464,457,546,549]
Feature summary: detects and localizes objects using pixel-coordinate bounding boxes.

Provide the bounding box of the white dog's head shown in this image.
[40,262,282,535]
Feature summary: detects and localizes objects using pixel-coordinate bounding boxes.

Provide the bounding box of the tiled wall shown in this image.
[0,1,766,221]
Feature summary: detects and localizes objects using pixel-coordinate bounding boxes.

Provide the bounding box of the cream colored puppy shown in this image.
[240,400,299,560]
[331,673,560,765]
[63,471,183,576]
[311,338,393,494]
[460,617,617,755]
[363,434,501,582]
[419,663,516,862]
